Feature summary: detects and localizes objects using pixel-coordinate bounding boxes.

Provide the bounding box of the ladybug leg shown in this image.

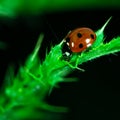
[75,56,85,72]
[63,61,85,72]
[75,64,85,72]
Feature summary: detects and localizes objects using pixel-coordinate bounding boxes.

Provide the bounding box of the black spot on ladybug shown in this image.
[66,37,70,42]
[79,43,83,48]
[90,34,94,39]
[77,33,82,38]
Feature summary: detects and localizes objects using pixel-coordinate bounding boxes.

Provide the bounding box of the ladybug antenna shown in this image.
[45,19,59,41]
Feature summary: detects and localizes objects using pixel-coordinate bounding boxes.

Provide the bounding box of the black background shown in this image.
[0,9,120,120]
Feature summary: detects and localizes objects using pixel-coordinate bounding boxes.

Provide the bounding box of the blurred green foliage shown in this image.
[0,0,120,17]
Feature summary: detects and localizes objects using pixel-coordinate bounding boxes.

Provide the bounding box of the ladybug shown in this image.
[62,27,96,60]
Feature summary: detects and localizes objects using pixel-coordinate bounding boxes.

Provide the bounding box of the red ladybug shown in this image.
[62,27,96,59]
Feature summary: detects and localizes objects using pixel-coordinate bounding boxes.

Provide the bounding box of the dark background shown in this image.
[0,9,120,120]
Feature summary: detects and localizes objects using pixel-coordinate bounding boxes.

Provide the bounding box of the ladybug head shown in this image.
[61,42,72,61]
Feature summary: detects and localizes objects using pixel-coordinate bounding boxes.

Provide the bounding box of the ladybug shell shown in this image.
[64,27,96,53]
